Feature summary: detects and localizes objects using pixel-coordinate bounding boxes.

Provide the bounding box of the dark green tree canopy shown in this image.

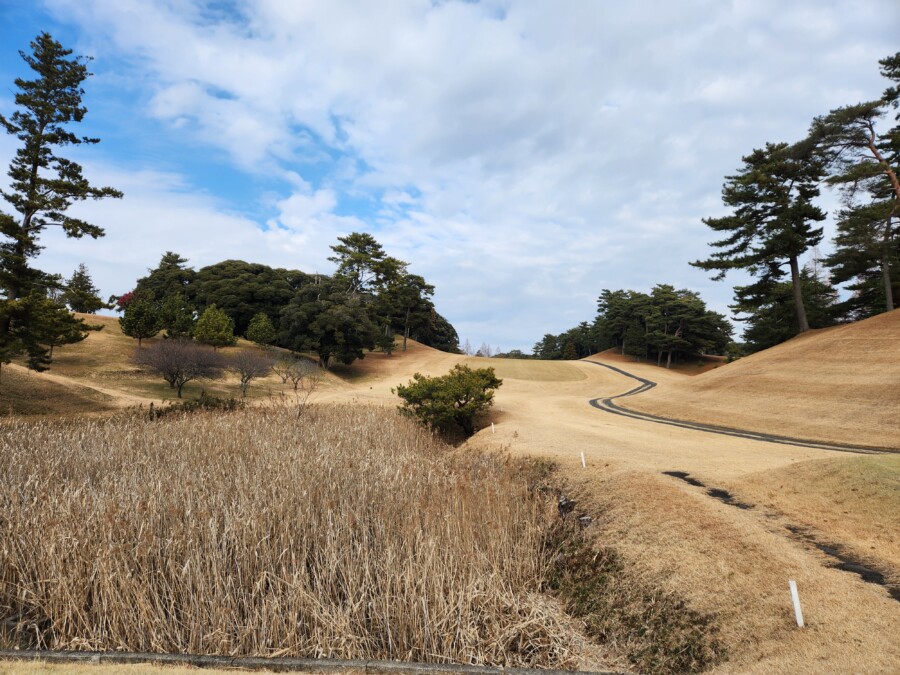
[825,203,899,319]
[63,262,105,313]
[279,279,378,368]
[732,267,838,352]
[0,33,121,372]
[245,311,277,345]
[119,294,161,347]
[808,53,900,314]
[158,293,196,339]
[536,286,731,367]
[692,141,826,333]
[118,237,459,364]
[328,232,389,295]
[192,260,308,335]
[415,310,460,353]
[194,305,236,349]
[134,252,196,303]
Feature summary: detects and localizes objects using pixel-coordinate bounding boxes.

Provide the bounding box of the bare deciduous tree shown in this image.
[287,358,322,417]
[228,349,273,396]
[270,353,295,384]
[284,358,316,392]
[134,339,225,398]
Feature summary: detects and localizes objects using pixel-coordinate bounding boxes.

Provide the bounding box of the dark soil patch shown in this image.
[662,470,706,487]
[787,525,900,602]
[705,488,753,510]
[663,472,754,510]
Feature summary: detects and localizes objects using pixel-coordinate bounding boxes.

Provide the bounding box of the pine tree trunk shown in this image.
[883,218,895,312]
[666,351,672,369]
[789,255,810,332]
[403,307,410,351]
[0,239,27,341]
[883,254,895,312]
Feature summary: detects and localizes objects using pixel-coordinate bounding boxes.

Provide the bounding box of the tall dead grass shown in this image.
[0,405,576,667]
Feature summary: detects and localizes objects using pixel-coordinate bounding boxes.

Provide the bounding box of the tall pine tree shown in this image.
[692,142,826,334]
[812,52,900,314]
[0,33,121,371]
[63,262,105,313]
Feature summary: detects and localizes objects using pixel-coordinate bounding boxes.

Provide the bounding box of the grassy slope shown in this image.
[0,364,116,417]
[727,454,900,579]
[2,314,342,411]
[621,308,900,449]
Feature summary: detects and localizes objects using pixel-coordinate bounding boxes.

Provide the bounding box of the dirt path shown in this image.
[7,364,153,409]
[584,360,898,454]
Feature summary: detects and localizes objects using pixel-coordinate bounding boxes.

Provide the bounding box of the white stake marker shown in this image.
[491,422,495,434]
[789,580,804,628]
[580,451,586,468]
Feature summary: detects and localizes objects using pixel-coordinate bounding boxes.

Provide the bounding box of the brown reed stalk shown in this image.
[0,405,578,667]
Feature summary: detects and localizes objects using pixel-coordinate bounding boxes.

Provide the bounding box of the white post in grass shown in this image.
[491,422,495,434]
[789,580,804,628]
[580,451,586,468]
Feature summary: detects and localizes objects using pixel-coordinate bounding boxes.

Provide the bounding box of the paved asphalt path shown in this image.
[584,360,898,455]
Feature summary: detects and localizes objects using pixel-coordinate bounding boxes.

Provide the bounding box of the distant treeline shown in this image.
[533,285,733,366]
[115,233,459,367]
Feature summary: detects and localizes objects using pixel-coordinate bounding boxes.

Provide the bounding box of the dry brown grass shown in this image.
[623,309,900,449]
[0,660,283,674]
[0,405,597,668]
[728,455,900,581]
[556,466,900,674]
[0,365,116,417]
[6,312,899,673]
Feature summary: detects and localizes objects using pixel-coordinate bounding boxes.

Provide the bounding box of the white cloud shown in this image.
[8,0,896,348]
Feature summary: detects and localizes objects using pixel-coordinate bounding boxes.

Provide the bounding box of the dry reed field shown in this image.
[0,405,588,668]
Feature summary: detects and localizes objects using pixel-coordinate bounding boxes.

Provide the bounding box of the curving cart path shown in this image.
[585,360,898,455]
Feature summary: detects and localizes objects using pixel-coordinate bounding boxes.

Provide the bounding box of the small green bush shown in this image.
[394,364,502,436]
[148,393,245,420]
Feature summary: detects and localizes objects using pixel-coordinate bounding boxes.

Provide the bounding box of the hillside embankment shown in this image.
[2,312,898,673]
[620,308,900,450]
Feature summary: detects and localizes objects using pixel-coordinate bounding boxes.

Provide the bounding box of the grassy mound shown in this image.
[730,454,900,579]
[0,365,116,417]
[623,309,900,449]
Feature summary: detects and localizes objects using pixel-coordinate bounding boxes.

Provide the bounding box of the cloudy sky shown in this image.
[1,1,897,351]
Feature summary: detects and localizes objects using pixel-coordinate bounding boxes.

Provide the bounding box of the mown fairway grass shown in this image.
[461,358,586,382]
[0,366,116,417]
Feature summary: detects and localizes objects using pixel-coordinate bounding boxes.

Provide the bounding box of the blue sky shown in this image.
[1,1,898,351]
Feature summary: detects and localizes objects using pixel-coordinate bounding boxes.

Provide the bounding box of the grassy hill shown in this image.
[621,309,900,449]
[0,314,339,415]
